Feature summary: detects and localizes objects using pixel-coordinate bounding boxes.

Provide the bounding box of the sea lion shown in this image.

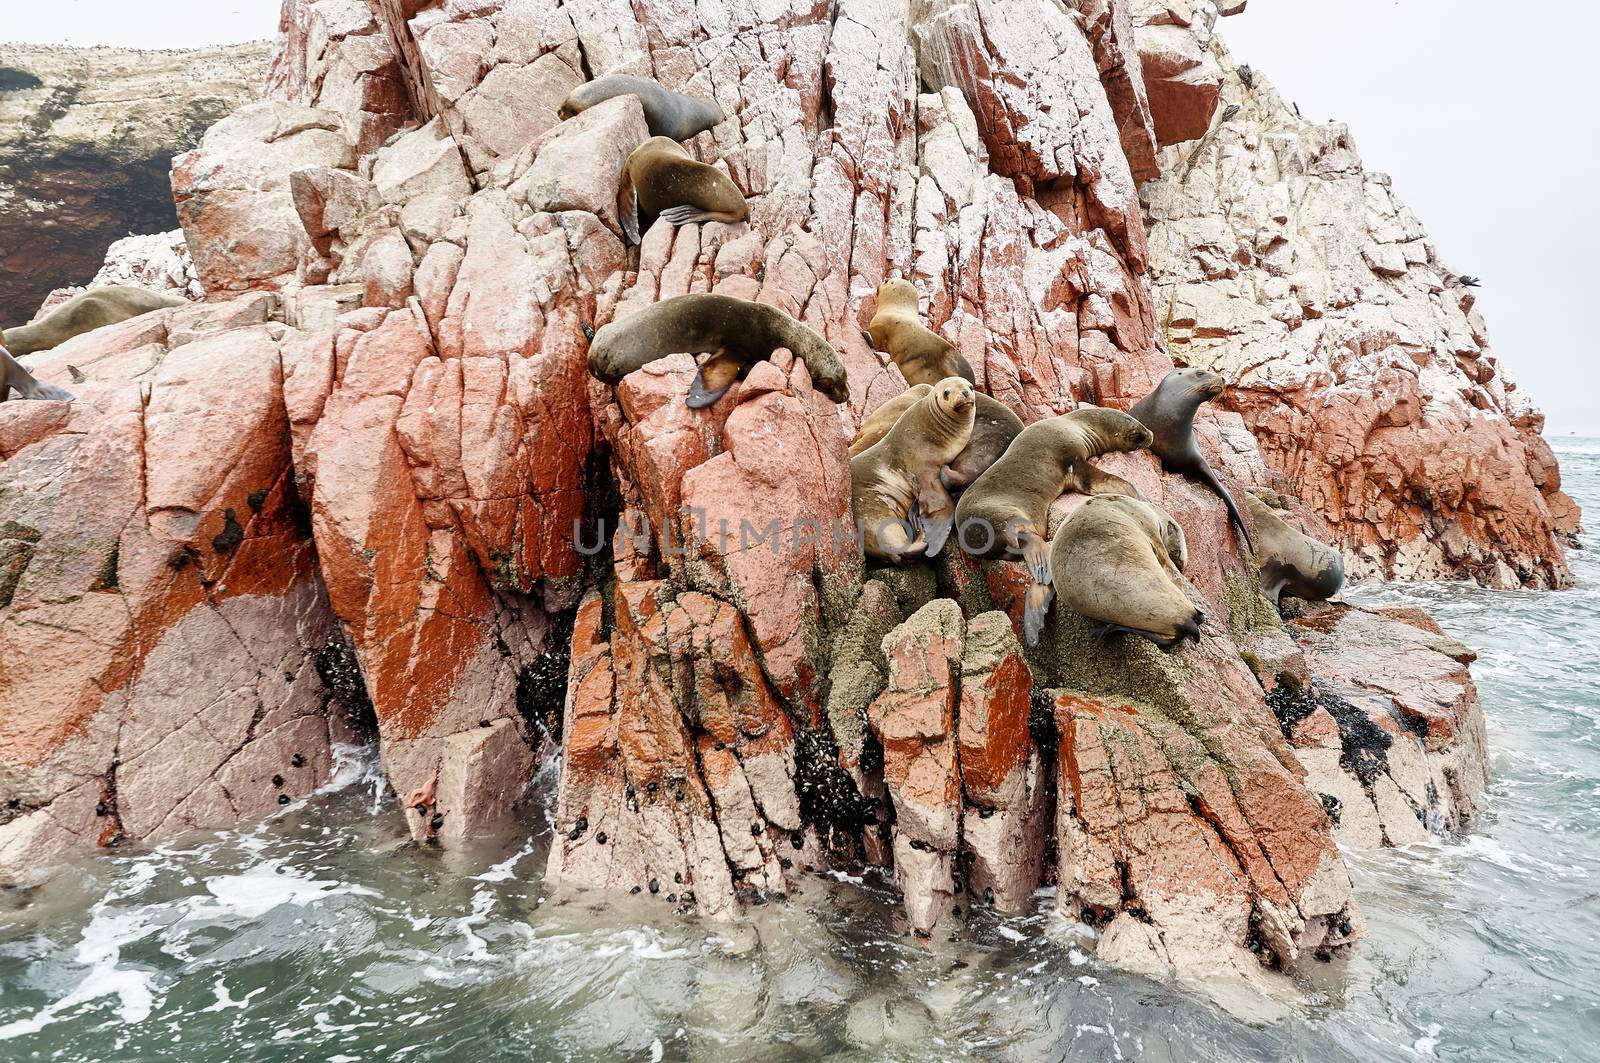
[1044,495,1202,648]
[852,377,977,563]
[1129,367,1253,550]
[863,278,974,386]
[849,386,1023,490]
[588,293,850,408]
[559,75,725,142]
[1,348,73,402]
[619,136,748,243]
[953,407,1153,588]
[2,285,187,358]
[1244,493,1345,606]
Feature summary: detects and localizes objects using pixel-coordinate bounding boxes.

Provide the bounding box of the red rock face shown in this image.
[1286,603,1488,848]
[0,298,356,872]
[0,0,1565,1000]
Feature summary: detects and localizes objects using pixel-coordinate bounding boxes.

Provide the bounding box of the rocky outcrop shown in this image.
[1283,603,1488,848]
[33,230,203,315]
[0,42,270,324]
[1141,40,1579,589]
[0,295,366,873]
[0,0,1553,1001]
[1131,0,1242,148]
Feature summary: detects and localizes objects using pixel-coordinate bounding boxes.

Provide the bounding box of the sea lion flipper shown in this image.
[686,370,728,408]
[1,349,72,403]
[915,474,956,557]
[660,205,724,226]
[688,349,743,408]
[25,383,75,402]
[1019,530,1051,586]
[1023,581,1055,648]
[1089,622,1176,649]
[67,364,87,384]
[619,168,641,245]
[1066,459,1141,500]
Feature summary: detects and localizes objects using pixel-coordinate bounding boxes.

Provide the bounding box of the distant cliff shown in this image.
[0,42,270,323]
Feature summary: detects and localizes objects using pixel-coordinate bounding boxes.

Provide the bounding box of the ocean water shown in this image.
[3,444,1598,1062]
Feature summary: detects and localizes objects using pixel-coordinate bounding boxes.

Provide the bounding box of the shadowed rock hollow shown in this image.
[0,0,1571,1000]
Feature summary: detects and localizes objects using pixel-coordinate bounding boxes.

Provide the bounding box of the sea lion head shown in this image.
[932,376,976,419]
[1074,406,1154,453]
[785,326,851,404]
[875,277,920,312]
[699,98,728,128]
[1167,366,1226,403]
[1154,505,1189,573]
[636,135,689,160]
[557,83,591,120]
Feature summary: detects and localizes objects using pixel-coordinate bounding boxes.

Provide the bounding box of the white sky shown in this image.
[0,1,277,49]
[1223,0,1600,437]
[3,1,1593,433]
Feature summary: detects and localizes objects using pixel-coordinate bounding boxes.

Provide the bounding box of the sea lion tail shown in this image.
[1023,582,1055,647]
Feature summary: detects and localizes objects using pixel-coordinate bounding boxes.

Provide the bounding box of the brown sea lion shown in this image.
[1,347,73,402]
[559,75,725,142]
[852,377,977,563]
[619,136,749,243]
[863,278,974,385]
[849,385,1023,491]
[953,407,1153,589]
[1128,367,1253,550]
[1244,493,1345,606]
[1044,494,1203,649]
[588,293,850,408]
[3,285,187,358]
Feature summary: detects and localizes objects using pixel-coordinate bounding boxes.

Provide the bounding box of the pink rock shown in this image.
[0,298,352,880]
[172,101,356,294]
[502,96,650,240]
[4,0,1560,1003]
[868,599,964,933]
